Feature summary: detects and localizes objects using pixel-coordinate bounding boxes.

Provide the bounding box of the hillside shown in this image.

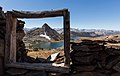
[24,26,120,40]
[54,28,120,37]
[24,23,64,43]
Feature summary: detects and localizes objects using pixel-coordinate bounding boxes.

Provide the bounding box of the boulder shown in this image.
[47,52,60,62]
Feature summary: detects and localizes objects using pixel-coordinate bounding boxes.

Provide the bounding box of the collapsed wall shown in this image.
[16,20,27,62]
[0,7,27,61]
[0,6,30,76]
[71,40,120,76]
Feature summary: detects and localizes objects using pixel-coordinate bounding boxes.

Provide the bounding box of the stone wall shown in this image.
[16,20,27,62]
[71,40,120,76]
[0,6,6,76]
[0,6,28,76]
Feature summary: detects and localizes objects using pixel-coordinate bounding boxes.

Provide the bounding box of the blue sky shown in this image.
[0,0,120,30]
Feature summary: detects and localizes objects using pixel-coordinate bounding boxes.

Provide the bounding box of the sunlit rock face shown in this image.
[42,23,64,41]
[25,23,64,42]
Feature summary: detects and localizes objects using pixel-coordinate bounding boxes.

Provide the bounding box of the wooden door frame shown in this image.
[5,9,70,66]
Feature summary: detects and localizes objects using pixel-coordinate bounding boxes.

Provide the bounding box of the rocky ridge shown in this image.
[24,23,64,44]
[54,28,120,37]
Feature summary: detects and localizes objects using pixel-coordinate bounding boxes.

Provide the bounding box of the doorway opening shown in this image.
[5,9,70,73]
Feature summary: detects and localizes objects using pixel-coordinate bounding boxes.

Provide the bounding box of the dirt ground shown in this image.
[27,49,64,58]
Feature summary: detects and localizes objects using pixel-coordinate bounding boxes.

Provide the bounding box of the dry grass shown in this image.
[27,49,64,58]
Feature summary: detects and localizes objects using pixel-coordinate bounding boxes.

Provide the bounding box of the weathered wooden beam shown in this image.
[5,12,12,64]
[10,18,17,63]
[5,12,17,64]
[63,10,70,66]
[9,9,68,18]
[6,63,70,73]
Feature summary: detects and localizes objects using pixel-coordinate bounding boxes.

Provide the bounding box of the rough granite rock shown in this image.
[70,40,120,75]
[25,23,64,42]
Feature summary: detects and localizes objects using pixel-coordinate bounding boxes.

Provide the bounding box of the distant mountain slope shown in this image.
[25,27,120,39]
[25,23,64,41]
[70,31,97,37]
[54,28,120,37]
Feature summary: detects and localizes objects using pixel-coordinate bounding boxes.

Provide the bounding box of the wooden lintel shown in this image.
[8,9,68,18]
[6,63,70,73]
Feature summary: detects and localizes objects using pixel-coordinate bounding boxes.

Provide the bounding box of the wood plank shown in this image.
[6,63,70,73]
[10,18,17,63]
[5,12,17,63]
[6,68,28,76]
[5,12,12,64]
[64,10,70,66]
[10,9,68,18]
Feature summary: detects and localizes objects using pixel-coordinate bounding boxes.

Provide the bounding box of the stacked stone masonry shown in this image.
[71,40,120,76]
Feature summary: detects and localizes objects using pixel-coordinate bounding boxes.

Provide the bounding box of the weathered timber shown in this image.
[64,10,70,66]
[10,18,17,63]
[6,63,70,73]
[6,68,28,75]
[9,9,68,18]
[5,12,17,63]
[5,12,12,64]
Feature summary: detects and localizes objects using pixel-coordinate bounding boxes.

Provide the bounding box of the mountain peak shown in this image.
[42,23,50,28]
[26,23,64,41]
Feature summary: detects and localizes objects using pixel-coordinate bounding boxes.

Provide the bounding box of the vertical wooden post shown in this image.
[5,12,16,64]
[0,39,5,76]
[5,12,12,64]
[10,18,17,63]
[63,10,70,66]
